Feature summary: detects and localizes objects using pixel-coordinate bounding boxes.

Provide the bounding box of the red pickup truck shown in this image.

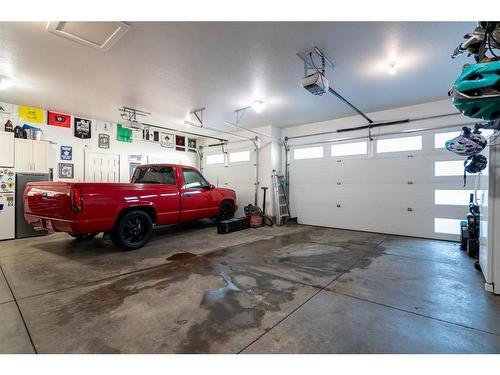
[24,164,236,250]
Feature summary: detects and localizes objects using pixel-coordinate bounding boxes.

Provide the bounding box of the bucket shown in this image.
[248,213,262,228]
[23,124,43,140]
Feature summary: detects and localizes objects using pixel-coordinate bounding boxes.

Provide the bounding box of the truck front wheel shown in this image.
[217,201,235,222]
[111,210,153,250]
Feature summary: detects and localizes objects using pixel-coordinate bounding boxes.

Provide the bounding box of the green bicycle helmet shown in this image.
[449,60,500,120]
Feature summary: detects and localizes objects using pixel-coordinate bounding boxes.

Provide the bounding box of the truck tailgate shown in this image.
[24,182,74,219]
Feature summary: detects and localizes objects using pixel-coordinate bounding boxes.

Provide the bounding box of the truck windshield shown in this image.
[132,166,175,184]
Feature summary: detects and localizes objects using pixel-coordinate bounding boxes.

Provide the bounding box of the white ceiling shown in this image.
[0,21,474,132]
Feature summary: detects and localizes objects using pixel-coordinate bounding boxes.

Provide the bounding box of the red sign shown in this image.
[47,111,71,128]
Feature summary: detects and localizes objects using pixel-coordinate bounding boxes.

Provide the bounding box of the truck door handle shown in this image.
[185,193,192,198]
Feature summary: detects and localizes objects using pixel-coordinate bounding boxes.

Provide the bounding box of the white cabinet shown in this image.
[14,138,32,172]
[33,141,49,173]
[0,131,14,167]
[14,139,50,173]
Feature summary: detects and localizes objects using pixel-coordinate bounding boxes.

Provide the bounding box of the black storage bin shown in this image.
[217,217,249,234]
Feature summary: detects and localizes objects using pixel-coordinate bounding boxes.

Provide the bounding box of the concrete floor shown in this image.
[0,221,499,353]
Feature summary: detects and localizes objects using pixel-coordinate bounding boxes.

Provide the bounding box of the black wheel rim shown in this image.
[123,216,148,244]
[221,204,233,220]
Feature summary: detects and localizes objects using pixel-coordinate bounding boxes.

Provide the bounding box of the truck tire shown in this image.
[217,201,235,222]
[69,233,99,240]
[111,210,153,250]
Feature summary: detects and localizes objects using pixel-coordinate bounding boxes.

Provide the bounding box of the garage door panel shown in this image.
[289,129,483,240]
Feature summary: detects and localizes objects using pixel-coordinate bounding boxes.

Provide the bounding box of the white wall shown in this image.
[0,101,198,182]
[201,125,283,217]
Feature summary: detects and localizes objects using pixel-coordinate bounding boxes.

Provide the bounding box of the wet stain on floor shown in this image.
[167,252,198,261]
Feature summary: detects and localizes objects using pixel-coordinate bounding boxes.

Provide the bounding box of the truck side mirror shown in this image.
[209,184,215,190]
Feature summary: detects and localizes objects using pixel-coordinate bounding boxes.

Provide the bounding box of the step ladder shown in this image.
[272,171,297,226]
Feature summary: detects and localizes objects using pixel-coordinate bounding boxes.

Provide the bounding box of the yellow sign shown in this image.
[19,105,44,124]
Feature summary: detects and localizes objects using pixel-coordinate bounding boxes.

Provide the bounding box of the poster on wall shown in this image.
[74,117,92,139]
[117,124,132,142]
[60,146,72,160]
[153,130,160,142]
[48,111,71,128]
[96,121,112,132]
[0,102,16,121]
[188,138,197,150]
[161,132,174,148]
[176,135,186,151]
[142,127,150,141]
[98,133,110,149]
[19,105,44,124]
[59,163,74,179]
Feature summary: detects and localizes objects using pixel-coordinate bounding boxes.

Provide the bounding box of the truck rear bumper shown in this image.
[24,214,114,234]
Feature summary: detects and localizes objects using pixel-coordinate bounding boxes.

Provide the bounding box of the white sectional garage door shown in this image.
[289,128,490,241]
[203,144,256,216]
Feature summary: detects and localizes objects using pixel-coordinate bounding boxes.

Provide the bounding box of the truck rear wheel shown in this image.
[69,233,99,240]
[111,210,153,250]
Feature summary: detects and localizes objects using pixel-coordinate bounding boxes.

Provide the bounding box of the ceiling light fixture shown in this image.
[252,100,265,113]
[388,61,397,75]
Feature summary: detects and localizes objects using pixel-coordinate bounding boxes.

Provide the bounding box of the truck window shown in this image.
[132,166,175,184]
[182,168,209,189]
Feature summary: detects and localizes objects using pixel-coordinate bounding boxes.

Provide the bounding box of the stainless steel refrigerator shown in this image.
[15,172,50,238]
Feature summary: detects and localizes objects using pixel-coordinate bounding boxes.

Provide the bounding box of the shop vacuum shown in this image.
[460,193,480,258]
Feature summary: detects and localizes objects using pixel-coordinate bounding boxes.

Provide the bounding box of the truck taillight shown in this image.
[70,188,83,211]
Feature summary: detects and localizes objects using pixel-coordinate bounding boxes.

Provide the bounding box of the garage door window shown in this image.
[229,150,250,163]
[331,141,367,156]
[435,160,488,177]
[434,218,461,235]
[294,146,323,160]
[376,136,422,153]
[207,154,225,165]
[435,190,476,205]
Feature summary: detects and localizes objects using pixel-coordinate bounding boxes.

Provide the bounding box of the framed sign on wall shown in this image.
[60,145,72,160]
[98,133,110,149]
[19,105,44,124]
[176,135,186,151]
[161,132,174,148]
[74,117,92,139]
[59,163,74,179]
[48,111,71,128]
[96,121,112,132]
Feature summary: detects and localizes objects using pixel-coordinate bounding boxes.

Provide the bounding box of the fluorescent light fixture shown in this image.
[252,100,265,113]
[184,120,201,128]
